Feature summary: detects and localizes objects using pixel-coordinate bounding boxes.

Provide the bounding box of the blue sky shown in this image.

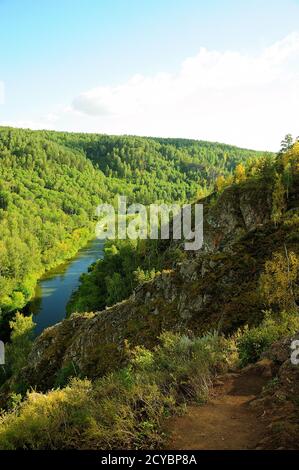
[1,0,299,150]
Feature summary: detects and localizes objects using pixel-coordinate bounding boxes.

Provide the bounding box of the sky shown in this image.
[0,0,299,151]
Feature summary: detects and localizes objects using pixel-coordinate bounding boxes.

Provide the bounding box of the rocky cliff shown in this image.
[22,178,298,390]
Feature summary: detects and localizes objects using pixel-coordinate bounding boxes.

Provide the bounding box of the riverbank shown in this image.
[27,238,104,336]
[0,230,103,341]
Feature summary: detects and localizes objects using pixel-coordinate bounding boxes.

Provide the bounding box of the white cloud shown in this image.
[68,32,299,150]
[2,34,299,150]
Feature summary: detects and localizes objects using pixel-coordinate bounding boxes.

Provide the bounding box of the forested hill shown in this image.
[0,126,269,320]
[43,130,270,203]
[0,137,298,450]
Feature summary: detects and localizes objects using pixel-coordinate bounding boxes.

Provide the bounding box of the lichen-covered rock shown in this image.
[202,183,272,252]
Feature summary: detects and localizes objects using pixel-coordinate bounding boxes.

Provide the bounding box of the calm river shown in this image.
[27,238,104,336]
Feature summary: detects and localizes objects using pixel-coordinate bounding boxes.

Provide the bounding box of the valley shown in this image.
[25,238,104,336]
[0,128,298,451]
[1,0,299,458]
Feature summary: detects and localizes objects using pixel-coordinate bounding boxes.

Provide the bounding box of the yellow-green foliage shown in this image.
[0,331,230,450]
[234,163,246,183]
[215,175,227,193]
[0,314,297,449]
[260,251,299,310]
[235,310,299,367]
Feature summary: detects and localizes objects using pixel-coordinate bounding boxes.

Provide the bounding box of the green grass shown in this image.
[0,331,231,450]
[0,312,297,449]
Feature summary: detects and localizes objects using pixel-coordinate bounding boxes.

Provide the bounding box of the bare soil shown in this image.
[165,370,268,450]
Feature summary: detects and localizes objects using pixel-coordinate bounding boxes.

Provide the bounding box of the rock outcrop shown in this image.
[22,181,298,390]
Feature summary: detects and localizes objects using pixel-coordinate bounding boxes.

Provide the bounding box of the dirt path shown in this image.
[165,370,268,450]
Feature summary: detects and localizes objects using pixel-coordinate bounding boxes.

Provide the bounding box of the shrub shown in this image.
[236,310,299,367]
[259,251,299,310]
[0,331,227,450]
[0,313,35,392]
[1,319,294,450]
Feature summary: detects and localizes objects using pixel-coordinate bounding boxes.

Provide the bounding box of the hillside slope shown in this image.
[0,141,298,450]
[0,127,265,323]
[21,164,299,389]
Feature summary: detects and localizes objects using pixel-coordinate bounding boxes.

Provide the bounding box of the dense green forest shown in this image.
[0,126,268,329]
[0,136,298,450]
[46,131,269,203]
[0,128,111,324]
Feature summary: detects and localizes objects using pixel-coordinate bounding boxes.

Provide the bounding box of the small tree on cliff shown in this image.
[234,164,246,184]
[279,134,293,154]
[260,250,299,311]
[215,175,226,193]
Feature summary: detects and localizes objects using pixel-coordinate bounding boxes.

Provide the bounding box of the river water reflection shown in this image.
[27,238,104,336]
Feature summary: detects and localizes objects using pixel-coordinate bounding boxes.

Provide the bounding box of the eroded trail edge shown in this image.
[166,368,268,450]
